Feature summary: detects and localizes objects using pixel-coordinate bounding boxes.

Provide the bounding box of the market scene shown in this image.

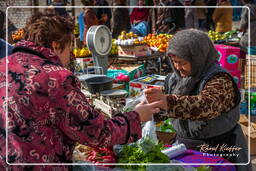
[0,0,256,170]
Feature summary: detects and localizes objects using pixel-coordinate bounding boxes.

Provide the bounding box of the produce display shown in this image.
[73,47,92,58]
[12,28,24,41]
[144,33,173,53]
[73,39,118,58]
[74,145,116,165]
[115,31,146,46]
[110,39,118,55]
[207,30,240,42]
[116,137,169,170]
[73,23,79,35]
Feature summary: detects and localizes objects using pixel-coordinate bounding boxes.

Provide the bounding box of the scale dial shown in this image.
[86,25,112,56]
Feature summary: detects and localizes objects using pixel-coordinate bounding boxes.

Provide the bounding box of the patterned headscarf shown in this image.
[167,29,219,95]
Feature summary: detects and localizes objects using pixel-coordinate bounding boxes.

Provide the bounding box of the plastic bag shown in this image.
[140,119,158,144]
[123,92,148,112]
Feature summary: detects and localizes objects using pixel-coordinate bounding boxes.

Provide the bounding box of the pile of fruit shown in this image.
[73,23,79,35]
[73,39,118,57]
[110,39,118,55]
[73,47,92,58]
[208,30,240,42]
[12,29,24,41]
[144,33,173,53]
[115,31,146,46]
[207,30,224,41]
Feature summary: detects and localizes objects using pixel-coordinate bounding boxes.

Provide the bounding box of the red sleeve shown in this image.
[51,74,142,147]
[130,8,136,23]
[140,8,150,22]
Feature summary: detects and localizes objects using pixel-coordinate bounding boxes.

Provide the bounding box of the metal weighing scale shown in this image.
[86,25,112,75]
[80,25,127,117]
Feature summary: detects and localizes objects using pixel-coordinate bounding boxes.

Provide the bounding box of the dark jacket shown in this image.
[111,8,131,39]
[156,0,185,33]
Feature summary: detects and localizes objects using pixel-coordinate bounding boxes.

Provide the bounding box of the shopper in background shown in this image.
[184,0,198,29]
[212,0,233,33]
[144,29,251,171]
[193,0,208,31]
[111,0,131,38]
[148,0,160,34]
[0,10,4,39]
[206,0,217,31]
[157,0,185,33]
[239,0,256,53]
[0,11,161,170]
[50,0,69,17]
[95,0,112,29]
[81,0,107,45]
[0,38,13,58]
[0,10,13,58]
[129,0,150,37]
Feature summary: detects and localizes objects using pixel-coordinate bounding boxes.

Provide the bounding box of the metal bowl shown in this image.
[79,75,114,94]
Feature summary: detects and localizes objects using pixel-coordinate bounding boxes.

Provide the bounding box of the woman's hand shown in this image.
[144,88,168,111]
[134,101,161,122]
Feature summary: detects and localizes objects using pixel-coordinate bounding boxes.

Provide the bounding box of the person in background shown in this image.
[0,10,13,58]
[157,0,185,34]
[148,0,160,34]
[0,11,161,170]
[144,29,251,171]
[111,0,131,38]
[239,0,256,53]
[206,0,217,31]
[0,10,4,39]
[184,0,198,29]
[212,0,233,33]
[95,0,112,29]
[129,0,150,37]
[81,0,106,45]
[193,0,208,31]
[0,38,13,58]
[50,0,69,17]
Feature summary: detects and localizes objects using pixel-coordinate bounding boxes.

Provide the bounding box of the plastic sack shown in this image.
[123,92,148,112]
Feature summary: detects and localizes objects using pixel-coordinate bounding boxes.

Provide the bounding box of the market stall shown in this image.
[68,25,253,171]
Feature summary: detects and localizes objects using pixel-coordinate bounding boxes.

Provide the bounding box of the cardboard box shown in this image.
[215,44,240,70]
[129,74,166,97]
[107,64,145,81]
[75,57,93,73]
[118,44,149,57]
[229,69,241,88]
[240,122,256,155]
[156,131,176,144]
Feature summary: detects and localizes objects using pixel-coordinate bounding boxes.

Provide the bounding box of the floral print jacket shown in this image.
[0,41,141,170]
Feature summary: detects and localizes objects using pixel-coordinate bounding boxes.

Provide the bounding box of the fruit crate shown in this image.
[118,44,149,57]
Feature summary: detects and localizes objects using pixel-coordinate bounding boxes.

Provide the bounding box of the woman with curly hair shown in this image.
[0,11,160,170]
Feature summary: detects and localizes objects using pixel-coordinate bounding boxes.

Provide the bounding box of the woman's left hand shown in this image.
[144,88,168,111]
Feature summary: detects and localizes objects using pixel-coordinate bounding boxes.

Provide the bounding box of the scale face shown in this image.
[86,25,112,74]
[94,26,112,56]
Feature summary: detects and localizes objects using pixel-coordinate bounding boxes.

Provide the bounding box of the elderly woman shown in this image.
[145,29,251,171]
[0,12,161,170]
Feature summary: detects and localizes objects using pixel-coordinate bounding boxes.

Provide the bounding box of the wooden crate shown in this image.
[118,44,148,57]
[244,57,256,89]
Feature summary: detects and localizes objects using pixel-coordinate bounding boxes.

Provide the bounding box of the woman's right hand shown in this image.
[134,101,161,122]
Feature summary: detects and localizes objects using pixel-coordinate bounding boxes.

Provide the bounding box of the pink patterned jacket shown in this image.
[0,40,141,170]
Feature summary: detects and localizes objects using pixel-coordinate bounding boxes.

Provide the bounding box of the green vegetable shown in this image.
[196,166,212,171]
[117,137,170,171]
